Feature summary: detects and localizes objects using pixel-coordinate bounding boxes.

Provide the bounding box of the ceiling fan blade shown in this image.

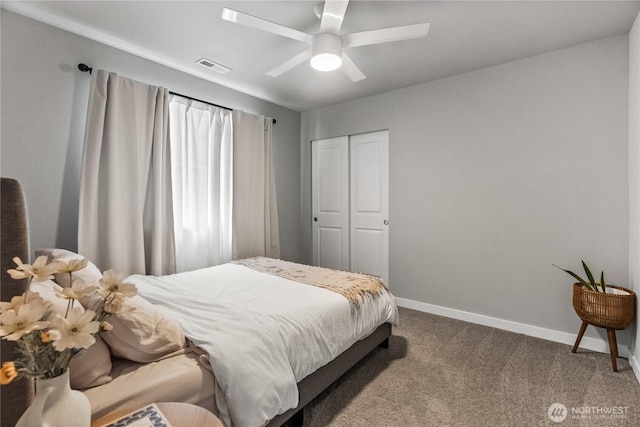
[340,53,365,82]
[222,8,312,44]
[265,50,313,77]
[343,23,430,48]
[319,0,350,34]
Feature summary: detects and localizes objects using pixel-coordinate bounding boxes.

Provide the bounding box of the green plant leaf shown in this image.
[582,260,596,287]
[552,264,594,291]
[600,271,606,292]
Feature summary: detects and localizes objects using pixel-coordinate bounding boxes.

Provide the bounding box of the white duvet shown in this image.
[128,262,398,427]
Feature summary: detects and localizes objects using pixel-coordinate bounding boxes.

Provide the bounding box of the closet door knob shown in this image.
[384,219,389,225]
[314,217,318,222]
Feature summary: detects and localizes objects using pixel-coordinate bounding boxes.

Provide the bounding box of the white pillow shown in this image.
[29,279,113,389]
[35,248,102,288]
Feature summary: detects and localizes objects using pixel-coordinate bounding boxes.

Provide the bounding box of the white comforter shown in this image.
[128,262,398,427]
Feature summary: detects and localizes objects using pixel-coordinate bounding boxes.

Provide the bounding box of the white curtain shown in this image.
[232,110,280,259]
[78,70,175,275]
[168,95,233,272]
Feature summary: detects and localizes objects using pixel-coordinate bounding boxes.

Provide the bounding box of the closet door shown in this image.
[311,136,350,271]
[350,130,389,285]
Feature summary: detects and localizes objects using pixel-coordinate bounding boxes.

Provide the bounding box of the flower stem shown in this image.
[23,277,33,304]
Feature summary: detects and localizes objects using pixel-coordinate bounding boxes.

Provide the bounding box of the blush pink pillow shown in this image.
[92,293,186,363]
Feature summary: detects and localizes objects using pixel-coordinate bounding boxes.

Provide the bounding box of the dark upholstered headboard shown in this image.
[1,178,35,426]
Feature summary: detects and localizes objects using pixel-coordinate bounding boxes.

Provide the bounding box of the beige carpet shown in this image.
[302,307,640,426]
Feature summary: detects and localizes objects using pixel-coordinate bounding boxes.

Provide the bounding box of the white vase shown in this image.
[16,370,91,427]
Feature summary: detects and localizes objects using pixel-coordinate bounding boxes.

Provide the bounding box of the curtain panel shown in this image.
[78,70,176,275]
[232,110,280,259]
[168,95,233,272]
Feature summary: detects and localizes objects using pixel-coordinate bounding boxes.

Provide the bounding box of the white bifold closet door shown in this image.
[311,130,389,285]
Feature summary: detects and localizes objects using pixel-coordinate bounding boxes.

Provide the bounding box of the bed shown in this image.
[0,177,398,427]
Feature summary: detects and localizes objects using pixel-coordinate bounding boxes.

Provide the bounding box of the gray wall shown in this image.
[629,11,640,376]
[301,35,630,341]
[0,10,302,262]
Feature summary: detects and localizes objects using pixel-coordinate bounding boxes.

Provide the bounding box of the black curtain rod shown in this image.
[77,63,276,124]
[169,91,231,111]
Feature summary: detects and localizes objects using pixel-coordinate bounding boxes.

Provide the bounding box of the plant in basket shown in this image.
[554,260,636,372]
[554,260,614,293]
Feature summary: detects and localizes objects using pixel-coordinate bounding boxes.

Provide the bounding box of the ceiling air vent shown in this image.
[196,58,231,74]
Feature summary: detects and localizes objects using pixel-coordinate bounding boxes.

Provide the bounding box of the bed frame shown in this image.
[267,322,392,427]
[0,177,392,427]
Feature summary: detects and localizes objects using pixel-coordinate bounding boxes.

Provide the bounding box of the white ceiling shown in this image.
[3,1,639,112]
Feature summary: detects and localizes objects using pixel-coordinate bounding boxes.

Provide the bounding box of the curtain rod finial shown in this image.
[78,63,92,74]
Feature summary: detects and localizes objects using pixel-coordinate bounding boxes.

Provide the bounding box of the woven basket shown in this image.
[572,283,636,330]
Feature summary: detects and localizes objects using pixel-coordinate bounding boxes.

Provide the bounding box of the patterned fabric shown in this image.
[233,257,387,309]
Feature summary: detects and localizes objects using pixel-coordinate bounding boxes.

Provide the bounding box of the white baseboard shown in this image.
[395,297,629,358]
[630,351,640,384]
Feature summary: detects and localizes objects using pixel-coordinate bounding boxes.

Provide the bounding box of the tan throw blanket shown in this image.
[233,257,387,310]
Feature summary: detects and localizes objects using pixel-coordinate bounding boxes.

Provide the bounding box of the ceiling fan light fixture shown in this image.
[310,33,343,72]
[311,53,342,71]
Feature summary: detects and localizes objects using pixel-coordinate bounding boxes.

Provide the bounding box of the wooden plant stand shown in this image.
[571,283,636,372]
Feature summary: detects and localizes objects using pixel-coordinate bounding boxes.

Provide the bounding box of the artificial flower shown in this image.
[41,330,61,343]
[100,269,137,298]
[49,308,99,351]
[0,362,17,385]
[55,258,89,288]
[55,258,89,275]
[0,292,48,314]
[54,279,97,301]
[100,321,113,332]
[6,257,33,280]
[0,295,28,312]
[1,255,136,382]
[103,294,125,314]
[0,304,49,341]
[0,295,23,312]
[7,255,58,282]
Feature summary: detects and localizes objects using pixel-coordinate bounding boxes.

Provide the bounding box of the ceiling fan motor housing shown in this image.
[311,33,343,71]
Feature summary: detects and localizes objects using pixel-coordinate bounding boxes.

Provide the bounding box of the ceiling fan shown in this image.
[221,0,430,82]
